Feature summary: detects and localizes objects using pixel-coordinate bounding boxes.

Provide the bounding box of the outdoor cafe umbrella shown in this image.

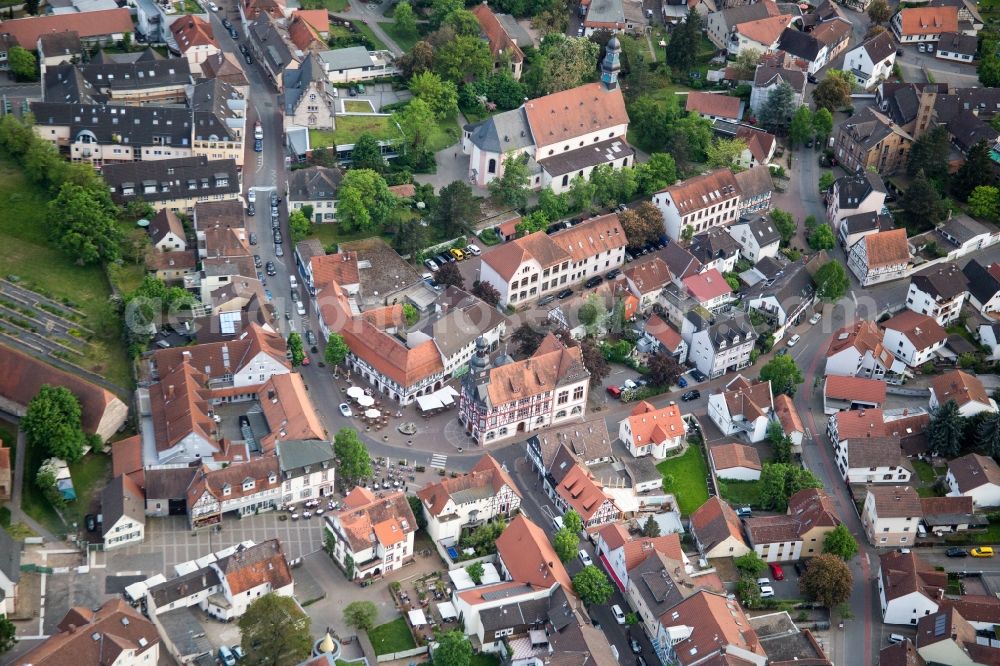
[364,408,381,419]
[357,394,375,407]
[347,386,364,400]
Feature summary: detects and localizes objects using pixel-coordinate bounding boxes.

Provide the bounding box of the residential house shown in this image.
[937,596,1000,631]
[749,64,806,117]
[877,81,948,139]
[0,8,133,48]
[682,269,733,311]
[416,455,522,547]
[840,212,895,250]
[920,495,979,535]
[847,228,911,287]
[37,31,83,78]
[735,125,777,170]
[14,599,160,666]
[706,1,782,49]
[825,320,907,382]
[879,549,946,625]
[148,209,187,253]
[834,436,912,484]
[690,496,752,559]
[103,157,241,213]
[777,18,852,74]
[936,32,978,62]
[685,91,744,123]
[479,214,627,307]
[593,523,691,589]
[246,12,302,88]
[495,514,573,593]
[710,442,762,480]
[835,107,914,176]
[938,215,999,255]
[690,228,741,274]
[827,408,931,458]
[200,51,250,97]
[823,375,887,414]
[100,475,145,550]
[170,15,221,67]
[743,257,817,341]
[745,488,840,562]
[906,262,968,325]
[963,260,1000,315]
[42,55,193,107]
[621,257,673,312]
[826,172,888,231]
[550,460,621,528]
[581,0,649,35]
[618,401,686,459]
[414,286,508,380]
[930,370,997,417]
[843,31,896,89]
[526,418,614,481]
[682,310,758,380]
[915,607,1000,665]
[453,582,572,655]
[708,375,774,443]
[471,3,530,80]
[0,344,128,440]
[324,487,416,581]
[655,591,767,666]
[734,163,775,216]
[463,48,632,193]
[728,216,781,263]
[639,315,688,364]
[287,165,342,224]
[881,310,948,367]
[946,453,1000,507]
[0,530,19,617]
[316,45,398,83]
[652,168,741,240]
[891,6,960,43]
[282,52,337,131]
[460,333,590,445]
[728,14,795,56]
[774,394,804,448]
[862,485,923,547]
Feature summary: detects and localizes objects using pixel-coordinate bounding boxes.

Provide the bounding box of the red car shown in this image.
[769,563,785,580]
[606,385,622,398]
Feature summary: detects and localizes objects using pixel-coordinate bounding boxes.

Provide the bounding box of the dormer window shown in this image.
[242,478,255,491]
[268,473,277,484]
[222,483,232,496]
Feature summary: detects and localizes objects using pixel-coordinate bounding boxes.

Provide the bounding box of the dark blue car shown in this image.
[677,377,688,388]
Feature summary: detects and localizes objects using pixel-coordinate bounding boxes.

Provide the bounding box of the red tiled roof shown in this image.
[659,169,741,216]
[334,488,417,552]
[625,257,672,295]
[416,454,521,517]
[660,592,765,666]
[882,310,947,350]
[931,370,992,409]
[496,514,573,591]
[621,533,685,572]
[288,13,324,51]
[472,4,524,65]
[897,6,959,36]
[646,315,683,352]
[879,549,946,602]
[736,126,777,164]
[711,442,762,471]
[683,268,733,303]
[0,8,133,47]
[861,229,910,268]
[111,435,144,488]
[524,82,629,149]
[555,462,618,522]
[217,539,292,595]
[485,335,586,407]
[626,401,685,446]
[685,91,742,120]
[170,15,219,53]
[824,375,887,405]
[773,393,804,435]
[482,231,569,282]
[690,496,745,552]
[734,15,794,47]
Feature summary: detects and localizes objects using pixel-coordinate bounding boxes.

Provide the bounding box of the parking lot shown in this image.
[100,512,325,576]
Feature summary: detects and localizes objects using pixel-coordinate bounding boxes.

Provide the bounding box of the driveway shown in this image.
[895,44,980,86]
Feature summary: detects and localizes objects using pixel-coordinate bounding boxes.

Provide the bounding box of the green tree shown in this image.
[512,322,544,356]
[572,565,614,606]
[734,552,767,577]
[567,174,598,214]
[36,466,65,509]
[435,35,492,82]
[928,399,965,458]
[647,353,683,388]
[758,463,822,511]
[429,0,463,28]
[488,153,531,209]
[333,428,374,488]
[635,153,677,195]
[580,337,611,387]
[552,527,579,562]
[980,51,1000,88]
[432,631,473,666]
[732,49,761,79]
[393,1,417,36]
[343,601,379,632]
[394,97,438,151]
[759,354,804,396]
[402,303,419,327]
[770,209,796,245]
[665,9,702,72]
[393,216,428,260]
[976,412,1000,458]
[707,137,748,170]
[619,201,664,248]
[767,420,793,465]
[529,34,601,95]
[288,209,312,242]
[578,294,607,334]
[324,333,349,367]
[812,74,852,112]
[823,523,859,561]
[336,169,397,233]
[808,223,835,250]
[287,332,305,367]
[968,186,1000,222]
[682,225,694,242]
[906,126,950,183]
[812,107,833,145]
[23,139,66,190]
[432,180,482,236]
[819,172,835,193]
[627,96,675,153]
[350,133,386,172]
[0,617,16,653]
[737,576,763,609]
[789,106,814,148]
[759,81,796,134]
[469,72,528,110]
[562,509,584,535]
[537,187,568,221]
[407,494,427,530]
[952,140,994,201]
[49,181,122,264]
[434,262,465,289]
[22,385,87,462]
[867,0,891,23]
[465,562,485,584]
[814,261,848,301]
[516,211,549,237]
[409,71,459,119]
[799,554,853,608]
[642,514,661,537]
[472,281,501,306]
[672,114,714,164]
[445,8,481,36]
[239,594,311,666]
[590,164,637,208]
[8,46,36,81]
[900,169,946,229]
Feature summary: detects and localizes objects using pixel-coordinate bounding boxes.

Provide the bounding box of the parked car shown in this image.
[273,230,283,244]
[769,563,785,580]
[275,244,284,257]
[266,261,276,276]
[424,258,439,272]
[339,403,353,418]
[636,657,648,666]
[239,43,249,55]
[623,379,637,390]
[629,635,642,654]
[578,550,593,567]
[271,191,279,206]
[557,288,574,299]
[759,585,775,598]
[85,514,97,532]
[249,232,257,245]
[787,334,801,347]
[809,312,822,325]
[221,17,232,28]
[207,1,219,10]
[218,646,237,666]
[254,255,262,268]
[585,275,604,288]
[690,369,707,382]
[538,294,556,306]
[465,243,482,256]
[296,302,306,316]
[971,547,994,557]
[231,645,245,661]
[244,54,253,65]
[306,330,316,346]
[677,377,688,388]
[606,385,622,398]
[681,390,701,401]
[611,605,626,625]
[449,248,466,261]
[945,547,968,558]
[605,268,621,280]
[247,202,255,216]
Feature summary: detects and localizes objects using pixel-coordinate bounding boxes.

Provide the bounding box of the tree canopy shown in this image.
[336,169,397,234]
[488,153,531,209]
[432,631,474,666]
[812,74,852,112]
[928,399,965,458]
[239,594,312,666]
[432,181,482,236]
[618,201,664,248]
[572,565,614,606]
[324,333,349,367]
[22,385,88,462]
[759,463,822,511]
[799,554,853,608]
[823,523,859,561]
[759,354,804,396]
[343,601,379,631]
[814,261,848,301]
[333,428,373,488]
[528,34,600,96]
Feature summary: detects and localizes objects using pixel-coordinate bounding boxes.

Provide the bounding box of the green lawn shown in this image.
[0,159,131,388]
[351,21,389,51]
[719,479,763,508]
[912,459,938,484]
[299,0,349,10]
[380,21,419,53]
[310,115,402,148]
[368,617,416,655]
[22,432,69,536]
[470,654,500,666]
[344,100,375,113]
[426,114,461,153]
[656,445,709,515]
[65,452,111,527]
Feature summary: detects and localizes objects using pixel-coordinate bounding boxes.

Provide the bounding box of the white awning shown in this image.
[437,601,458,621]
[408,609,428,626]
[416,394,443,412]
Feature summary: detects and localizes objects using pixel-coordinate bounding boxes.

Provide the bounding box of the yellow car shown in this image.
[449,248,466,261]
[970,547,994,558]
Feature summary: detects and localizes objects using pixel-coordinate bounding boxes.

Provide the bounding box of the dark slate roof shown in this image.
[940,215,993,245]
[946,110,999,153]
[43,63,100,103]
[861,31,896,63]
[659,242,702,280]
[287,165,343,201]
[963,259,1000,306]
[910,262,968,300]
[754,254,789,279]
[282,51,327,115]
[144,467,198,500]
[744,257,815,304]
[29,102,192,146]
[103,156,240,204]
[44,57,191,103]
[479,594,550,633]
[250,12,296,75]
[936,32,978,56]
[38,30,82,58]
[190,78,244,142]
[778,28,821,61]
[691,227,740,264]
[0,529,20,585]
[687,310,758,347]
[753,65,806,93]
[276,439,335,474]
[836,171,886,208]
[738,216,781,247]
[466,107,533,153]
[841,212,894,235]
[100,475,145,537]
[720,3,777,26]
[839,106,912,151]
[537,138,634,177]
[147,566,221,607]
[631,551,685,617]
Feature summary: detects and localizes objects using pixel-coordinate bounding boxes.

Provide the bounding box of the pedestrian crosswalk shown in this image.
[430,454,448,470]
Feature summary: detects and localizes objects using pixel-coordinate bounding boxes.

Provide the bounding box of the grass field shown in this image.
[426,114,460,153]
[719,479,763,508]
[299,0,350,10]
[470,654,501,666]
[912,459,938,484]
[351,21,389,51]
[344,100,375,113]
[0,159,131,388]
[368,617,416,655]
[380,21,419,53]
[310,115,402,148]
[656,445,709,515]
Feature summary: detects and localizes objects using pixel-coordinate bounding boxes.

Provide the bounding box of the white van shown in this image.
[552,515,564,531]
[290,275,298,290]
[296,301,306,316]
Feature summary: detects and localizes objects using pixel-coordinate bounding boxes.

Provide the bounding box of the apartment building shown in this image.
[324,487,417,582]
[682,310,758,380]
[825,320,907,382]
[881,310,948,367]
[891,6,960,43]
[287,165,341,223]
[878,549,946,625]
[835,107,914,176]
[834,436,912,484]
[653,168,742,241]
[862,485,923,547]
[905,263,968,325]
[103,157,241,213]
[843,31,896,89]
[826,172,887,231]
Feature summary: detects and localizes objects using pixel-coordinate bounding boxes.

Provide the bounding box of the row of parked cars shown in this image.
[423,244,482,272]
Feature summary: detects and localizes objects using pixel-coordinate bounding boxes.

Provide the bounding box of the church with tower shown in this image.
[461,37,633,194]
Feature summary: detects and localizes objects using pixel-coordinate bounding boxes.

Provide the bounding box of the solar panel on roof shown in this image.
[934,613,946,636]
